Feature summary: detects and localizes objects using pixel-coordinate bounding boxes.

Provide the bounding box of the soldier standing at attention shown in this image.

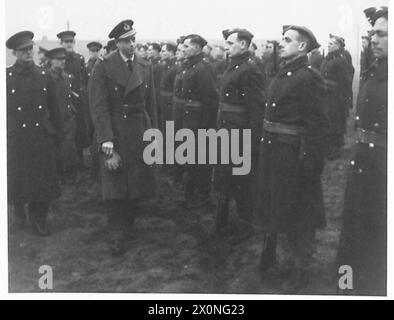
[57,30,90,168]
[180,34,219,209]
[46,48,79,184]
[86,41,103,80]
[214,28,265,234]
[6,31,63,236]
[320,34,352,160]
[159,41,178,131]
[254,25,329,292]
[337,6,388,296]
[89,19,157,256]
[172,37,187,187]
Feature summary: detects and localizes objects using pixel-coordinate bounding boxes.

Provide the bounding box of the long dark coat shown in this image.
[65,51,91,148]
[7,62,63,204]
[48,69,79,168]
[213,51,265,197]
[181,52,219,131]
[89,50,157,201]
[320,50,351,135]
[337,58,387,295]
[253,56,329,233]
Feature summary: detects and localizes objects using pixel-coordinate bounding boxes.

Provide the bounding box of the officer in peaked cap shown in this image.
[57,30,90,166]
[213,28,265,236]
[254,25,329,292]
[337,5,388,296]
[6,31,63,235]
[89,19,157,256]
[86,41,103,79]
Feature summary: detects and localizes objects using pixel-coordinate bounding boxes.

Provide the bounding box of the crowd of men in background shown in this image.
[6,5,387,295]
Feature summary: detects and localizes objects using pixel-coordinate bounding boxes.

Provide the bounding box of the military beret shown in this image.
[6,31,34,50]
[147,42,161,52]
[183,34,207,48]
[105,39,117,51]
[87,41,103,51]
[161,41,177,53]
[38,46,48,54]
[57,30,76,41]
[222,28,254,42]
[364,6,388,26]
[108,20,136,40]
[282,25,320,52]
[45,47,67,59]
[329,34,345,48]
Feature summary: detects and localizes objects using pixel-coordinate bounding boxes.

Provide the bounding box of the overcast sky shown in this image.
[4,0,388,54]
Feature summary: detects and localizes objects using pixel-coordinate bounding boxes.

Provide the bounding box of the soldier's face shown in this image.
[89,49,100,60]
[147,46,160,59]
[176,44,185,61]
[138,48,147,59]
[225,33,245,58]
[117,36,136,57]
[183,39,201,59]
[160,45,174,61]
[327,39,340,53]
[50,58,66,70]
[266,44,274,54]
[14,45,34,63]
[38,52,47,64]
[279,30,305,60]
[61,39,75,52]
[371,17,388,59]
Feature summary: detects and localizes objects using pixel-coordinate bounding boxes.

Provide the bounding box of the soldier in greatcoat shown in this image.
[337,6,388,296]
[254,25,329,292]
[7,31,63,235]
[214,28,265,234]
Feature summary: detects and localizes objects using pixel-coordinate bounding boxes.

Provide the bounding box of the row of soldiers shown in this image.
[6,5,387,294]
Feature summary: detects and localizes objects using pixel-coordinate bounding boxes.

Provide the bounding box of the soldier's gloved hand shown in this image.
[104,151,122,172]
[102,141,114,157]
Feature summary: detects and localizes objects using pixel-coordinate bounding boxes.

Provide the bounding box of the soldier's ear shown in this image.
[299,41,308,53]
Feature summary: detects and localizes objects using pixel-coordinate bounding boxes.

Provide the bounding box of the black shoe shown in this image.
[260,234,277,273]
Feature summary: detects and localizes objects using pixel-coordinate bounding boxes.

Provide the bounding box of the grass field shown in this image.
[8,119,356,295]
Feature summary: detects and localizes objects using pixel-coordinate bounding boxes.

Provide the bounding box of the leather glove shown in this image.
[104,151,122,172]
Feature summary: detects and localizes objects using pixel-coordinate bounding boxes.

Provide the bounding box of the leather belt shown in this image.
[219,102,246,113]
[263,119,306,136]
[356,128,386,148]
[184,100,202,108]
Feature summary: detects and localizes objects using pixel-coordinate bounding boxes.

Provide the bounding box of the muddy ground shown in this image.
[8,122,356,295]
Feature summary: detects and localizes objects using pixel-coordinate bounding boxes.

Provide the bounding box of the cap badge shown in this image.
[124,23,131,31]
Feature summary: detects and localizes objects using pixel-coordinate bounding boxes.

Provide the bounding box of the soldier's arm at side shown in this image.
[89,60,114,145]
[242,66,266,152]
[145,63,158,129]
[301,71,329,174]
[197,64,219,129]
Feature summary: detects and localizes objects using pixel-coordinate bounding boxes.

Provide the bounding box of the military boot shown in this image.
[260,233,277,272]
